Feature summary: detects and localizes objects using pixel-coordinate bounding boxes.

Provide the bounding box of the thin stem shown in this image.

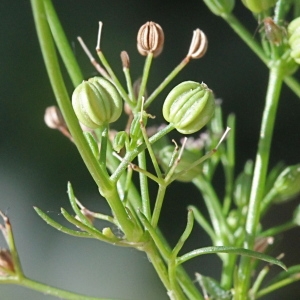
[259,220,296,238]
[250,266,270,299]
[237,66,284,299]
[34,207,93,238]
[188,205,216,242]
[137,53,153,111]
[256,276,300,299]
[168,211,194,300]
[192,176,232,243]
[96,49,134,107]
[151,185,167,228]
[222,114,235,215]
[99,125,108,170]
[144,57,190,109]
[11,276,110,300]
[123,67,135,102]
[43,0,83,87]
[138,151,152,220]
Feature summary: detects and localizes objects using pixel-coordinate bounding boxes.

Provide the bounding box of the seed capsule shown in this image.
[288,17,300,64]
[163,81,215,134]
[241,0,276,13]
[202,0,235,16]
[72,77,122,129]
[273,164,300,202]
[137,21,164,57]
[187,29,208,60]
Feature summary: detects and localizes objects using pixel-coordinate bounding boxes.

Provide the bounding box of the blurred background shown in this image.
[1,0,300,299]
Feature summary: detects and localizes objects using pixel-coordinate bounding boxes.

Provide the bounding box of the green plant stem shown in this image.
[97,50,135,107]
[31,0,137,241]
[138,151,152,219]
[188,205,216,241]
[259,220,296,237]
[256,277,300,299]
[143,241,179,299]
[144,58,190,109]
[1,277,111,300]
[99,125,108,170]
[137,53,153,111]
[237,66,284,299]
[192,176,232,243]
[43,0,83,87]
[222,13,300,98]
[151,185,167,228]
[222,114,235,215]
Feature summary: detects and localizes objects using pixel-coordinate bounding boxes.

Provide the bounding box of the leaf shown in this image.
[176,246,287,271]
[34,207,92,238]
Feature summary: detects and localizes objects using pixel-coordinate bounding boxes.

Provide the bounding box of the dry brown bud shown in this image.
[137,21,164,57]
[120,51,130,69]
[0,249,15,276]
[254,236,274,253]
[187,29,208,60]
[44,106,66,129]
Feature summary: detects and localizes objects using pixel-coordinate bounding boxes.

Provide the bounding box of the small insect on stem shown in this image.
[262,17,285,46]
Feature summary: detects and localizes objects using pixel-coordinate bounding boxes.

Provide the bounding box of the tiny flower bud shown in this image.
[0,249,15,276]
[113,131,129,153]
[187,29,208,59]
[102,227,116,239]
[203,0,235,16]
[120,51,130,69]
[163,81,215,134]
[44,106,66,129]
[273,164,300,202]
[241,0,276,13]
[137,21,164,57]
[72,77,122,129]
[288,17,300,64]
[158,145,202,182]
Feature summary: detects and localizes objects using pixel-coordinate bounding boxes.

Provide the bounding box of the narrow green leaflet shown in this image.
[177,246,286,271]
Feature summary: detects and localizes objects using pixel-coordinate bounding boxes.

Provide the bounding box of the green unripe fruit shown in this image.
[288,17,300,64]
[158,145,202,182]
[163,81,215,134]
[202,0,235,16]
[273,164,300,203]
[72,77,122,129]
[241,0,276,13]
